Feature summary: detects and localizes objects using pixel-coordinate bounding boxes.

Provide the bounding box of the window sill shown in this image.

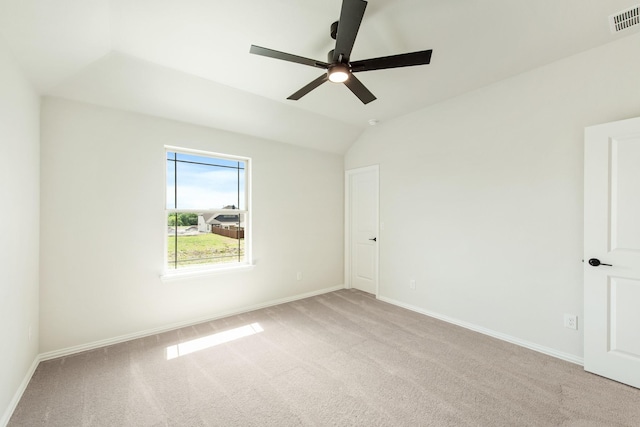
[160,263,254,282]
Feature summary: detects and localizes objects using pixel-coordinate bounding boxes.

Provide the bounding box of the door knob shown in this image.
[369,237,377,242]
[588,258,612,267]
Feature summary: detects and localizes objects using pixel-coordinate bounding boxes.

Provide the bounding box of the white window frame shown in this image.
[163,146,252,278]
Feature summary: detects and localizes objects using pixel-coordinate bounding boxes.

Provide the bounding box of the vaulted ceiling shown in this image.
[1,0,637,153]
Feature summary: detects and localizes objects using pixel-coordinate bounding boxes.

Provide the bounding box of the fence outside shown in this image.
[212,227,244,239]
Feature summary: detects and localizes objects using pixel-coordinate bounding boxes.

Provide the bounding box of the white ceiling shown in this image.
[0,0,638,153]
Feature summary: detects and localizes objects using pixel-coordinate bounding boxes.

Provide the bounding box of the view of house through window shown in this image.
[166,148,249,270]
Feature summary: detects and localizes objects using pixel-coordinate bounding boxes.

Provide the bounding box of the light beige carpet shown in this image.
[10,289,640,426]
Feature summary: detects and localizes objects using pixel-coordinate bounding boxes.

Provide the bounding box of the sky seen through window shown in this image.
[166,152,245,210]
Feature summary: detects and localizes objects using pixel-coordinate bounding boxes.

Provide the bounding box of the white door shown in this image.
[346,166,379,295]
[584,117,640,389]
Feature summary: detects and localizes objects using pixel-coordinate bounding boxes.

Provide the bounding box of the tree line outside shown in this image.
[168,213,198,227]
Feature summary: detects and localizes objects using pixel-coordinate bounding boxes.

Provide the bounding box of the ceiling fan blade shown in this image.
[351,50,433,72]
[287,74,329,100]
[344,74,376,104]
[250,45,329,69]
[333,0,368,62]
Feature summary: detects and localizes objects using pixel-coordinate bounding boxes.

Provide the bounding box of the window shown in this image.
[165,147,250,272]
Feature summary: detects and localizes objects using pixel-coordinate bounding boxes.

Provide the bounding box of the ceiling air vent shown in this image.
[609,5,640,33]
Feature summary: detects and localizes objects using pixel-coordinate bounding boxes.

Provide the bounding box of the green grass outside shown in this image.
[167,233,245,268]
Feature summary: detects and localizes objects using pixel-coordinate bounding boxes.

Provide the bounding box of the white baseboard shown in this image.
[377,295,584,366]
[1,355,41,427]
[39,284,345,362]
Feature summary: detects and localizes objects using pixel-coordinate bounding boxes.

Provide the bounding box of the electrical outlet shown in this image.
[564,314,578,330]
[409,279,416,290]
[296,272,303,281]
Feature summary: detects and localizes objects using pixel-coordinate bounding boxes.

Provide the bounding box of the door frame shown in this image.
[345,165,380,296]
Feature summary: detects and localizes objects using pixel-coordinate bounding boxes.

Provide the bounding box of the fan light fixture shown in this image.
[328,64,349,83]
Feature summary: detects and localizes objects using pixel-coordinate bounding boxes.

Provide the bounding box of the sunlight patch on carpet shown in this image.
[166,323,264,360]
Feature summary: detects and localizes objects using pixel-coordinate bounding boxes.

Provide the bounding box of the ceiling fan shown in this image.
[249,0,433,105]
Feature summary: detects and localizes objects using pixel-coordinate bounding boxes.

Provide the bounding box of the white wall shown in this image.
[345,32,640,359]
[40,98,344,353]
[0,41,40,423]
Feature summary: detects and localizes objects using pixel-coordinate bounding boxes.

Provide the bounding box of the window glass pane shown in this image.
[166,152,176,209]
[237,168,246,211]
[169,153,245,210]
[167,212,245,269]
[166,149,248,270]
